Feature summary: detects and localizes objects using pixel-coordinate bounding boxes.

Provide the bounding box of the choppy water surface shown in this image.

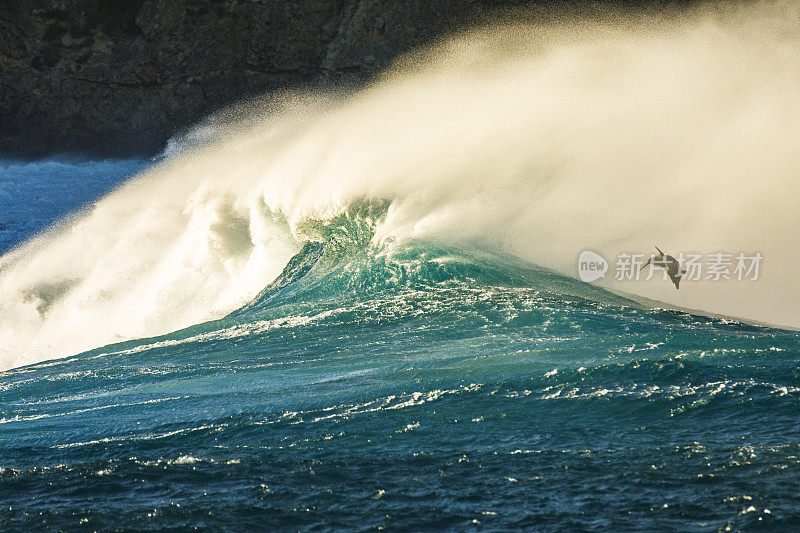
[2,238,798,531]
[3,3,800,528]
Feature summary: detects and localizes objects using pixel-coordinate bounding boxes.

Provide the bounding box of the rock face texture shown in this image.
[0,0,684,156]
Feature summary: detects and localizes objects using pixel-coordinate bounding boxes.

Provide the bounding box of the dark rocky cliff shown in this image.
[0,0,688,157]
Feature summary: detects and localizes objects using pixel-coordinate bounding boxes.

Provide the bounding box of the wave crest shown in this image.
[2,1,800,369]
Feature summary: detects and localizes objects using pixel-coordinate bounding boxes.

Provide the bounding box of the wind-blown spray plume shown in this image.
[1,1,799,369]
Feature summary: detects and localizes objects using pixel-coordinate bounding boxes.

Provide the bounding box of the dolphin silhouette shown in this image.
[642,246,686,289]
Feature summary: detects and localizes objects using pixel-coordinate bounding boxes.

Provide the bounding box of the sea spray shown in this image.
[1,1,799,369]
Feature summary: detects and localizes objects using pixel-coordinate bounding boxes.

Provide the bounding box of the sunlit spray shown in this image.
[1,1,799,370]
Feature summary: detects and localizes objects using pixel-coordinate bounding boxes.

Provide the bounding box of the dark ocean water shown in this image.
[0,159,146,254]
[1,229,799,531]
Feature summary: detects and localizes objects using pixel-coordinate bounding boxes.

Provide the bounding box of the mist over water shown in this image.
[0,159,146,254]
[3,5,800,530]
[1,1,799,369]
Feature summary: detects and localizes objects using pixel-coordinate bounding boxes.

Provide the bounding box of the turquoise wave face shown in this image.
[1,233,799,531]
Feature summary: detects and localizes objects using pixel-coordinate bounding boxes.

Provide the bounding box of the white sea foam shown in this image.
[101,310,338,357]
[1,1,799,369]
[0,396,184,425]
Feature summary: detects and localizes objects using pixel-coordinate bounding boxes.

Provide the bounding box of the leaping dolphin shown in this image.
[642,246,686,289]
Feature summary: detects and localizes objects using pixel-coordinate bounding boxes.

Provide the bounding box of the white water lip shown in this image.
[1,1,799,370]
